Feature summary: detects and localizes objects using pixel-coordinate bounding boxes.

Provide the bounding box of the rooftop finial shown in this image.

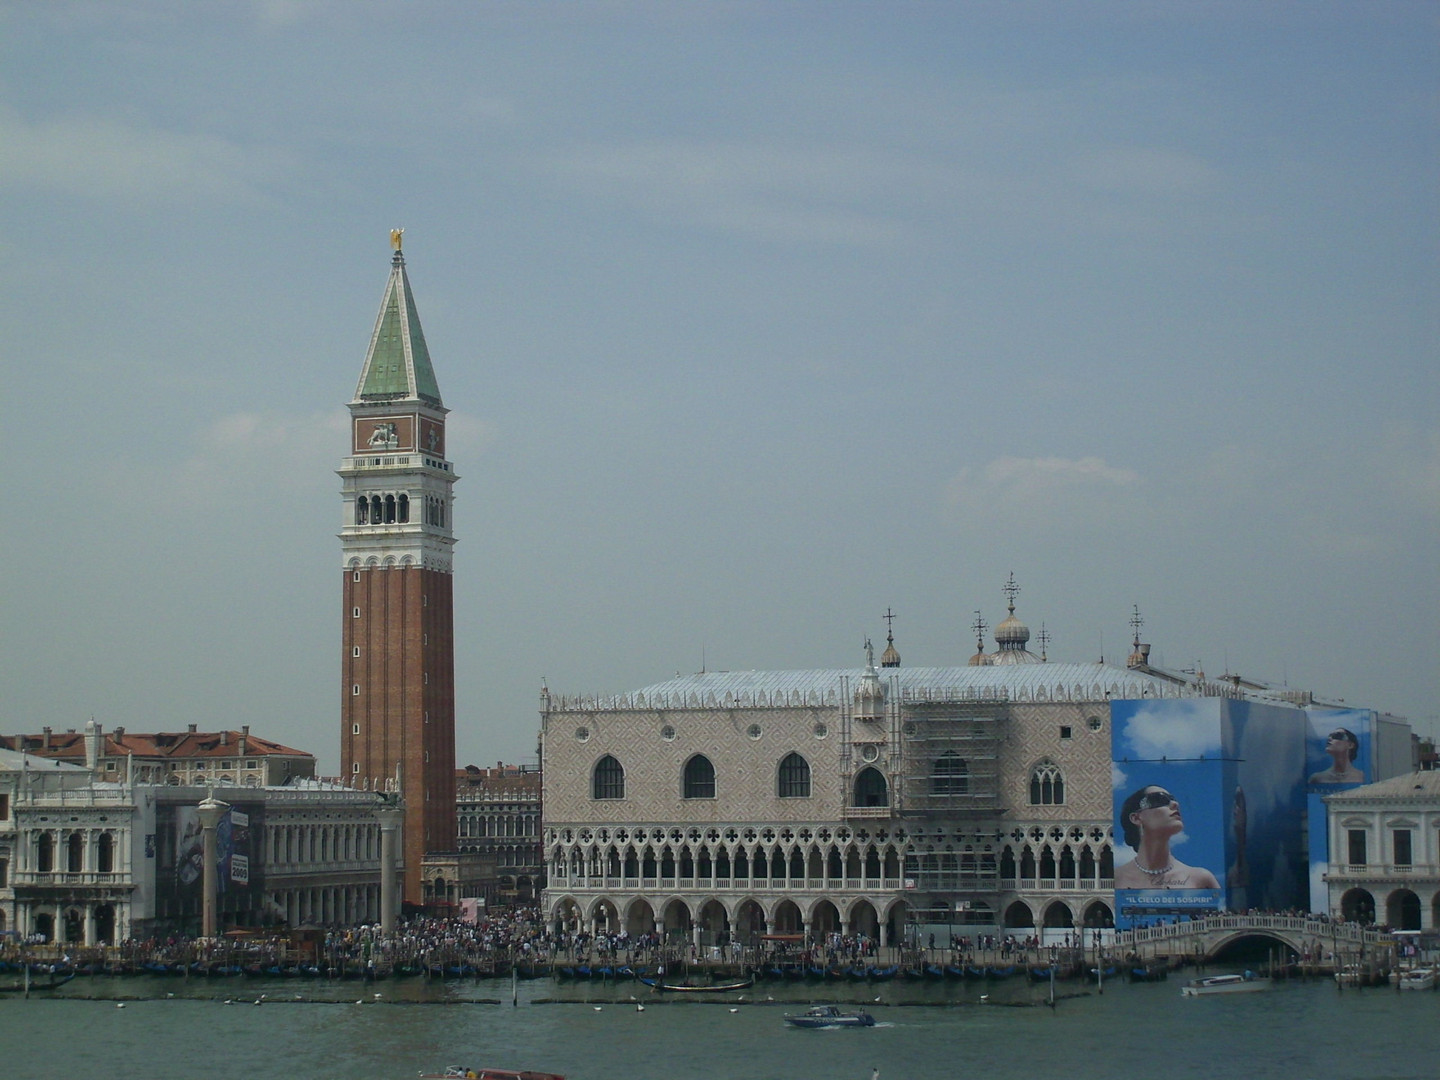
[1036,622,1050,662]
[1002,571,1020,615]
[972,610,988,652]
[1129,604,1144,649]
[880,608,901,667]
[390,228,404,251]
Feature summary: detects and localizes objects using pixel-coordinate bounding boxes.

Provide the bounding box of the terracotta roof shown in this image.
[0,729,313,761]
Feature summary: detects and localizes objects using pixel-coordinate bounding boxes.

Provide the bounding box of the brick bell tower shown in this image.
[339,232,457,905]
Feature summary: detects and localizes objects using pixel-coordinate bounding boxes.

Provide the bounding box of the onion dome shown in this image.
[880,630,901,668]
[853,639,886,721]
[991,573,1041,665]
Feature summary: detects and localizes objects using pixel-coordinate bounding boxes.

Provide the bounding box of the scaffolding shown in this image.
[898,704,1004,816]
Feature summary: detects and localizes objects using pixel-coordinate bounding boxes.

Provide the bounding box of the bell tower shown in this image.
[339,232,457,904]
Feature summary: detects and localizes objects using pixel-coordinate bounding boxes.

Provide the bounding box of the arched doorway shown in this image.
[1082,901,1114,928]
[551,897,583,937]
[1003,901,1034,929]
[662,898,692,943]
[809,899,840,938]
[625,898,656,939]
[847,899,880,940]
[884,900,911,948]
[735,899,766,945]
[95,904,117,944]
[1042,901,1074,929]
[590,898,619,934]
[697,899,730,947]
[1340,888,1375,924]
[771,899,803,936]
[63,908,83,943]
[1387,889,1422,931]
[853,768,889,807]
[35,913,54,942]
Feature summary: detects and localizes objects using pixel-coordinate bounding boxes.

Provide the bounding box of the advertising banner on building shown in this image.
[1112,698,1317,929]
[173,803,263,897]
[1111,699,1228,930]
[1305,707,1372,914]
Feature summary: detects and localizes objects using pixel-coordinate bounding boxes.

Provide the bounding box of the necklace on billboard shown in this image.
[1135,861,1173,876]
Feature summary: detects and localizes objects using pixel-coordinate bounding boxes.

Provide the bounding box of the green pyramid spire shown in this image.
[354,248,443,407]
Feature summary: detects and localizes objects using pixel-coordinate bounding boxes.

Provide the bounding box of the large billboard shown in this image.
[1111,698,1309,929]
[1305,707,1373,913]
[174,803,263,897]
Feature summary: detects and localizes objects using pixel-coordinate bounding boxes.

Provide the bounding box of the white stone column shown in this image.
[376,804,404,936]
[197,794,230,939]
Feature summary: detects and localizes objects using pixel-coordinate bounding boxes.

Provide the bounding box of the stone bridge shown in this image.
[1115,914,1383,962]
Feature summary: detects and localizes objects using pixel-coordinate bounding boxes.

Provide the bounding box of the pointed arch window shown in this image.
[1029,760,1065,805]
[682,755,715,799]
[777,752,811,798]
[931,751,968,795]
[356,499,369,525]
[853,766,889,807]
[592,755,625,800]
[397,494,409,523]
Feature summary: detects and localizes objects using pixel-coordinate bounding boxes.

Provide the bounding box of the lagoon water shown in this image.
[1,974,1434,1080]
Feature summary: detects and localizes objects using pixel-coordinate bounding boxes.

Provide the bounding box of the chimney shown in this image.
[42,726,52,749]
[114,726,125,738]
[187,723,197,733]
[238,726,249,755]
[220,730,230,746]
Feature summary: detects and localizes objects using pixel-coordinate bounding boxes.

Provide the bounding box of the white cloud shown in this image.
[1115,700,1222,760]
[0,104,289,203]
[1069,147,1222,199]
[550,140,921,245]
[166,410,347,503]
[942,454,1139,526]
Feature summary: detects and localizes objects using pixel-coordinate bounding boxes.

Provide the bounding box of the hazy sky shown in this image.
[3,2,1436,773]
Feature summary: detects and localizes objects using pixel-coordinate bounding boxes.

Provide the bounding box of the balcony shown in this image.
[843,806,893,820]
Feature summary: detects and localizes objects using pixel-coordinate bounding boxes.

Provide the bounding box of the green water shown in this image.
[1,976,1433,1080]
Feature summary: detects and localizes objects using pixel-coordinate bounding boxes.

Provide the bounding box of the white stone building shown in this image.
[1324,770,1440,930]
[539,595,1265,948]
[1,746,402,943]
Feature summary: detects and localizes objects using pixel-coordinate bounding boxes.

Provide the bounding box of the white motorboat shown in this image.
[1397,967,1436,991]
[1180,973,1267,996]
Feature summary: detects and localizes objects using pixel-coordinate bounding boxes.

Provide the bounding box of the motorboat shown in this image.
[783,1005,876,1028]
[1397,967,1436,991]
[1180,973,1267,996]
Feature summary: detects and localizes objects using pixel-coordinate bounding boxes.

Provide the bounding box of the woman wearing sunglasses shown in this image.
[1113,785,1220,889]
[1308,728,1364,785]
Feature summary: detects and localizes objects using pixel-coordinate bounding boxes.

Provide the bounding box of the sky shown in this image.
[2,1,1436,774]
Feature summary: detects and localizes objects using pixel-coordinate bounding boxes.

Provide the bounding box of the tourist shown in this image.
[1113,785,1220,889]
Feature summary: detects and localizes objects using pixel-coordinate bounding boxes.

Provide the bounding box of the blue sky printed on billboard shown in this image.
[1224,700,1307,913]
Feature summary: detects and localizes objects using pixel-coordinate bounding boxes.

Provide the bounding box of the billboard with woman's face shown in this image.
[1111,700,1227,929]
[1111,698,1309,929]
